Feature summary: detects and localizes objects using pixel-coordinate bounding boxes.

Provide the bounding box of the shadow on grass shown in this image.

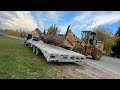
[47,62,80,66]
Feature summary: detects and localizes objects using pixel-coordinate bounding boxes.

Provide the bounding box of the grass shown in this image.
[0,36,68,79]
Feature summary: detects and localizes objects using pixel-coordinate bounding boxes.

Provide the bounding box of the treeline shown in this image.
[94,27,116,54]
[1,24,60,37]
[94,26,120,58]
[2,29,29,37]
[111,27,120,58]
[31,24,62,36]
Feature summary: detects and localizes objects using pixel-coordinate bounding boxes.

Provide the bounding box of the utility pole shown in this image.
[90,17,93,31]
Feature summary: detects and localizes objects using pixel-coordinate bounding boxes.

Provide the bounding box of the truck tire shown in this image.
[33,46,36,54]
[92,49,102,60]
[72,45,85,55]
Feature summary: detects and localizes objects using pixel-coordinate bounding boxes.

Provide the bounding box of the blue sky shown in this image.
[0,11,120,38]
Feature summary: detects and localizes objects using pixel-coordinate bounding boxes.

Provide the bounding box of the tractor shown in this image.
[71,31,104,60]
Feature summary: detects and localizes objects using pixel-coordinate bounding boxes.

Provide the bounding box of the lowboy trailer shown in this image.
[24,35,86,63]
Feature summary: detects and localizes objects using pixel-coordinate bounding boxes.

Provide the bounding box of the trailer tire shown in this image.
[72,45,85,55]
[33,46,36,54]
[36,47,40,56]
[24,38,29,46]
[24,42,29,46]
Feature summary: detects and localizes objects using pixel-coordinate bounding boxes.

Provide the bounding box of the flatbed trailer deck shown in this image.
[25,38,86,63]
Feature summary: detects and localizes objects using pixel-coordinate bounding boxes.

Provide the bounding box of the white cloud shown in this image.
[33,11,64,31]
[73,11,92,22]
[2,22,18,30]
[46,11,63,22]
[33,11,64,32]
[34,12,44,31]
[57,11,120,38]
[59,25,68,34]
[1,11,120,35]
[86,11,120,29]
[0,11,38,32]
[58,23,72,34]
[0,11,64,32]
[15,11,38,31]
[73,11,120,31]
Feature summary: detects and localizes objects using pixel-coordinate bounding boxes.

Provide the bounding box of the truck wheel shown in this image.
[33,46,36,54]
[72,45,85,55]
[92,49,102,60]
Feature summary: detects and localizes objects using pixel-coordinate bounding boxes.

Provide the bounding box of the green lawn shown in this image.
[0,36,67,79]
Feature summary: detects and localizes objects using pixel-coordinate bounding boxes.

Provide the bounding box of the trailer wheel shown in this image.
[92,49,102,60]
[72,45,85,55]
[24,42,29,46]
[33,46,36,54]
[24,38,29,46]
[36,47,44,56]
[36,47,40,56]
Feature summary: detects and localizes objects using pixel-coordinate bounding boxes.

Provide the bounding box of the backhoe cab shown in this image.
[81,31,98,45]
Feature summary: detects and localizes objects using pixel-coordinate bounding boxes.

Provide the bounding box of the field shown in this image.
[1,36,117,79]
[0,36,68,79]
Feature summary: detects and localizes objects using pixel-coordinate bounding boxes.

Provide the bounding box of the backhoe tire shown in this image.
[72,45,85,55]
[92,49,102,60]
